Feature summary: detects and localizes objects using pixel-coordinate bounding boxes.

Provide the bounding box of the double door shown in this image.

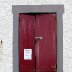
[19,13,57,72]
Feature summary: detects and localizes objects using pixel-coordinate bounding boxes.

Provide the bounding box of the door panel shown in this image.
[19,13,57,72]
[35,14,57,72]
[19,14,35,72]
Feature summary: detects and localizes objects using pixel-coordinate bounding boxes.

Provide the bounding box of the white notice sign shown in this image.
[24,49,32,60]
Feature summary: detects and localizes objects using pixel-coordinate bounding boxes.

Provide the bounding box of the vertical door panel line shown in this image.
[37,16,40,68]
[34,15,36,72]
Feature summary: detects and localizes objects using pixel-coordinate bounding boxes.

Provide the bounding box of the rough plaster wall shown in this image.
[0,0,72,72]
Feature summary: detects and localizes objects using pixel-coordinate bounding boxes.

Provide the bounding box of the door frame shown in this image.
[12,5,64,72]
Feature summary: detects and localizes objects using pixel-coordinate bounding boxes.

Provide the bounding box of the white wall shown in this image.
[0,0,72,72]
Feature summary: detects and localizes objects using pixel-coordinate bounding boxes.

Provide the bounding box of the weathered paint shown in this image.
[19,13,57,72]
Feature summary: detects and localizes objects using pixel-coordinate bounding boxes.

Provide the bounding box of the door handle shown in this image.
[34,37,43,44]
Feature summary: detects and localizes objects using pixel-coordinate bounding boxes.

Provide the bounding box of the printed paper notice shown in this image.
[24,49,32,60]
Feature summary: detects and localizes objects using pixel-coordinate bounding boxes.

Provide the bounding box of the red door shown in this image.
[19,14,36,72]
[19,13,57,72]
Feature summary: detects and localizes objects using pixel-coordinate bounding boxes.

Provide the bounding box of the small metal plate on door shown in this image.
[24,49,32,60]
[35,37,43,40]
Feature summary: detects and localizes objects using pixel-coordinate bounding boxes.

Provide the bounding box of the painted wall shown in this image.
[0,0,72,72]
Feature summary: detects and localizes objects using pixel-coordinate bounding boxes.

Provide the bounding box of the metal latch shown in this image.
[34,37,43,44]
[34,37,43,40]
